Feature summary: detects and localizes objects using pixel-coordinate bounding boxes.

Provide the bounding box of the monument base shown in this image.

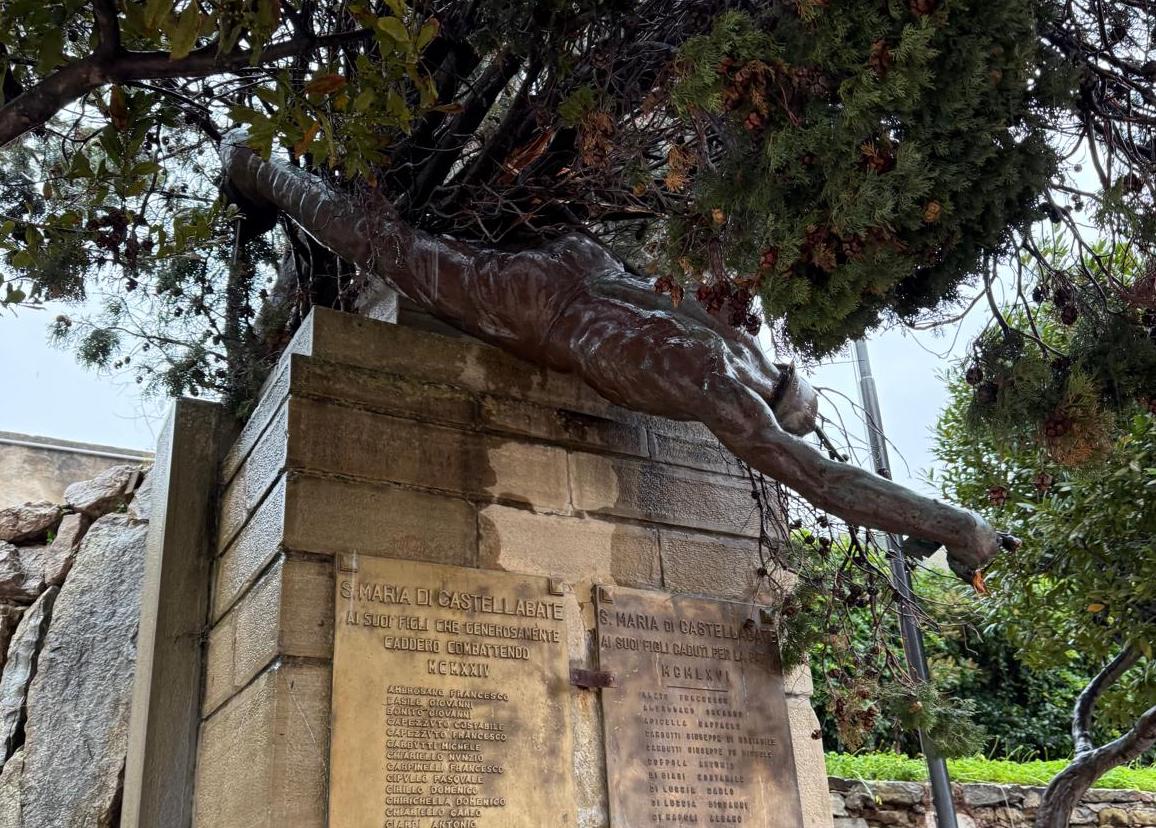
[189,307,831,827]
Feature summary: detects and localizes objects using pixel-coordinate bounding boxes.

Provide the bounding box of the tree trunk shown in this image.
[1036,647,1155,828]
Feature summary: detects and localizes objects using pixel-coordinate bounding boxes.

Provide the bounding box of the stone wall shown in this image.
[0,430,151,506]
[0,462,150,825]
[194,307,832,828]
[830,777,1156,827]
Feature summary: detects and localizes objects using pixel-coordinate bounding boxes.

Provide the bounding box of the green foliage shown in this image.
[936,312,1156,744]
[959,245,1156,463]
[808,569,1089,759]
[665,2,1066,356]
[826,752,1156,791]
[778,534,984,758]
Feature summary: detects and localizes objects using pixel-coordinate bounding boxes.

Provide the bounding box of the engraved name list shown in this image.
[329,558,576,828]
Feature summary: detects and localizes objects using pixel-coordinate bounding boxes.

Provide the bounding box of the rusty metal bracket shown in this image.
[570,668,615,689]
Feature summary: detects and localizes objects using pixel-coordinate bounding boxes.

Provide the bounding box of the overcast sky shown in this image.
[1,297,988,497]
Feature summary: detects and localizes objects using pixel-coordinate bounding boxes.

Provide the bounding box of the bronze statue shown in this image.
[221,131,1009,582]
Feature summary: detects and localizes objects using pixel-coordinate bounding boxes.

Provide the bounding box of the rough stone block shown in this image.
[570,453,759,537]
[217,403,289,552]
[205,555,332,714]
[20,515,147,828]
[874,781,927,806]
[1133,806,1156,825]
[831,792,848,817]
[962,783,1014,807]
[788,696,834,828]
[194,661,330,828]
[64,464,140,517]
[289,397,571,510]
[0,748,22,825]
[0,587,55,760]
[213,475,287,620]
[478,505,659,588]
[480,395,648,458]
[0,604,21,675]
[42,512,87,586]
[220,359,291,487]
[0,501,61,544]
[0,542,43,603]
[293,354,477,429]
[659,529,767,599]
[646,428,743,476]
[283,473,477,566]
[301,307,605,414]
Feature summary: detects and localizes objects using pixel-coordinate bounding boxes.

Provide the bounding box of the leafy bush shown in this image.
[826,752,1156,791]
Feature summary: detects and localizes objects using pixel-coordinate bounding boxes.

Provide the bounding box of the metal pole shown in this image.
[852,339,959,828]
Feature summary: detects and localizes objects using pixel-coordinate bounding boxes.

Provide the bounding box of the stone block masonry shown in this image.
[829,777,1156,827]
[196,307,832,828]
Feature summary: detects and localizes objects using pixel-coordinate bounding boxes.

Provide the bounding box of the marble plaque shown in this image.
[596,585,803,827]
[330,556,576,828]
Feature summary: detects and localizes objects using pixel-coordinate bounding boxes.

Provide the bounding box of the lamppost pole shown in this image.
[852,339,959,828]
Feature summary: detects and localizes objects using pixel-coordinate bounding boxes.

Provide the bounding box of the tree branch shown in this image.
[1035,646,1150,827]
[0,28,373,149]
[1073,646,1140,756]
[92,0,122,57]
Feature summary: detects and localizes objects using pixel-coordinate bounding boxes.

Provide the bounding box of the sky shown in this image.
[0,295,987,494]
[0,303,168,451]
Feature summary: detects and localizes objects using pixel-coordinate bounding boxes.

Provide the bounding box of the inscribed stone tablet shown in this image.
[330,556,576,828]
[596,585,803,827]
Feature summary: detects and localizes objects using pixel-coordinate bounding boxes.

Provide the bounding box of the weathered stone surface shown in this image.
[646,428,742,476]
[0,605,22,676]
[40,512,87,587]
[569,452,759,536]
[828,779,1156,827]
[204,555,332,715]
[0,587,55,760]
[289,396,571,510]
[63,464,140,517]
[283,473,477,564]
[831,793,848,817]
[789,697,835,828]
[961,784,1014,807]
[874,781,927,806]
[0,502,61,544]
[0,748,23,825]
[1133,806,1156,825]
[125,467,154,522]
[478,504,660,588]
[479,394,648,458]
[194,662,330,828]
[659,529,767,599]
[19,515,147,827]
[0,544,40,604]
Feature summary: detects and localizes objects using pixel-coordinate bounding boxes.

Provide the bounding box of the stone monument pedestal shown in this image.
[181,307,831,827]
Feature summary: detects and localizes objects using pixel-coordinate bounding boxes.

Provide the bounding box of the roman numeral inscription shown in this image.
[596,586,803,827]
[329,558,576,828]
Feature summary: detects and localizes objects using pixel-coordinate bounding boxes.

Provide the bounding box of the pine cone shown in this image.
[986,486,1008,507]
